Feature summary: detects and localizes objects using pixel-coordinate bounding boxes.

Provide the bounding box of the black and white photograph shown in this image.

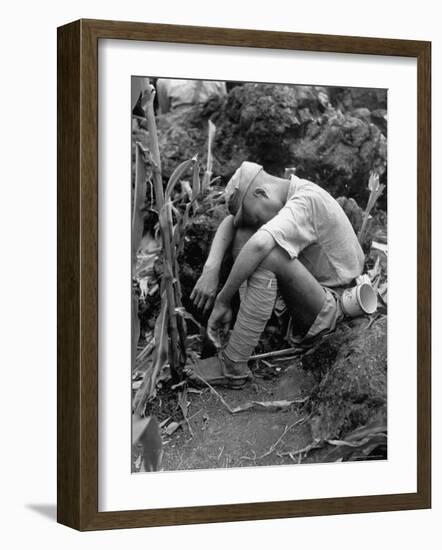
[131,76,388,473]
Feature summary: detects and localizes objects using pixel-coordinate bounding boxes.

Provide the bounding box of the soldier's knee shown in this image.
[259,246,287,274]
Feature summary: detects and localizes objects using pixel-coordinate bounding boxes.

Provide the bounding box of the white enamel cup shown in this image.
[340,282,378,317]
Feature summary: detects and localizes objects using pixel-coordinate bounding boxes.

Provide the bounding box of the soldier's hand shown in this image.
[190,265,219,314]
[207,298,233,349]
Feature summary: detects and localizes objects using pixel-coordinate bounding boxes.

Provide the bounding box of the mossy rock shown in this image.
[290,111,387,207]
[155,83,387,208]
[302,316,387,442]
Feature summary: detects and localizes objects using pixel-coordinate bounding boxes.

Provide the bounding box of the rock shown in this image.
[336,196,374,254]
[290,111,387,207]
[328,87,388,136]
[155,83,387,208]
[213,83,326,177]
[156,83,327,180]
[156,101,219,181]
[329,87,387,113]
[336,196,364,235]
[302,316,387,442]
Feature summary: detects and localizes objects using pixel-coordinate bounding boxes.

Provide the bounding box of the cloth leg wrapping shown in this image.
[224,267,278,363]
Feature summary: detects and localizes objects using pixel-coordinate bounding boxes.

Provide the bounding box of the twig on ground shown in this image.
[178,389,194,437]
[180,409,201,441]
[241,417,307,462]
[186,409,202,422]
[250,347,303,361]
[278,439,322,460]
[240,450,257,463]
[176,451,184,470]
[231,397,309,413]
[191,374,235,414]
[273,355,302,363]
[365,313,382,329]
[190,374,309,414]
[217,446,225,461]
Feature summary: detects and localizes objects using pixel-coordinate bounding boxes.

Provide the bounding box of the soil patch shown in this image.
[161,363,315,471]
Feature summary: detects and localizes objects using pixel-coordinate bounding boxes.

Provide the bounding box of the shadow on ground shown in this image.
[26,504,57,521]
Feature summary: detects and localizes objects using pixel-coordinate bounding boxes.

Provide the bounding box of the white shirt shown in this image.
[259,175,365,287]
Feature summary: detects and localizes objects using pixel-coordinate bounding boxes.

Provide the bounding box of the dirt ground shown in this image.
[134,315,388,473]
[161,361,316,471]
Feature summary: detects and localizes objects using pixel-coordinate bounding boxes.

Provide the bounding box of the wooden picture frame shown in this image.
[57,18,431,531]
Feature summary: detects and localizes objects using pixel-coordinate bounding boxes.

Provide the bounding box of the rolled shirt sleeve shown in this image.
[259,197,317,260]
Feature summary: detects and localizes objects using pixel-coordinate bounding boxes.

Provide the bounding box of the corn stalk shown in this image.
[133,86,208,414]
[131,144,147,374]
[142,85,182,381]
[131,127,162,470]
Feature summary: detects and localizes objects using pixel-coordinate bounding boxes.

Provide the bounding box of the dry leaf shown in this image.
[230,399,306,414]
[132,415,163,472]
[164,421,181,436]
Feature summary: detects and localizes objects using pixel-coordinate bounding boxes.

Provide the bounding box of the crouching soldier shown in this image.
[189,161,365,387]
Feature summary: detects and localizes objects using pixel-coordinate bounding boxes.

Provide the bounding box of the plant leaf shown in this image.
[133,293,169,412]
[368,171,380,193]
[192,158,201,198]
[175,306,202,330]
[149,296,169,393]
[132,142,148,273]
[207,120,216,173]
[132,286,141,376]
[165,158,195,201]
[132,414,163,472]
